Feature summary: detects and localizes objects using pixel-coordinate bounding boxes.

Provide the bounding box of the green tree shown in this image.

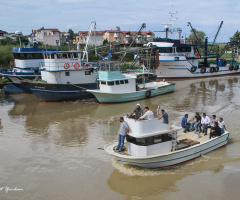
[187,28,206,45]
[230,30,240,47]
[68,29,74,40]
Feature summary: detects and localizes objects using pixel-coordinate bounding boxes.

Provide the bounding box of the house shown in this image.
[0,30,8,39]
[77,31,105,46]
[28,28,61,46]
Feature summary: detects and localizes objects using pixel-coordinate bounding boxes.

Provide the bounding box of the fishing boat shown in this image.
[141,9,240,79]
[104,116,230,168]
[23,50,98,102]
[2,43,58,94]
[87,61,175,103]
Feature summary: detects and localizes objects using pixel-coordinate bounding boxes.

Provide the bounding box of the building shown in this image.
[28,28,61,46]
[77,31,105,46]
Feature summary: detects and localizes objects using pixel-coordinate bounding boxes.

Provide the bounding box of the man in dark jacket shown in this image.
[209,122,222,139]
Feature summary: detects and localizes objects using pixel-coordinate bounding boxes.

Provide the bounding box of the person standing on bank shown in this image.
[136,107,154,121]
[115,117,129,152]
[158,109,168,124]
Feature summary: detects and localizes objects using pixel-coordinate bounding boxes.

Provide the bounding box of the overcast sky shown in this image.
[0,0,240,42]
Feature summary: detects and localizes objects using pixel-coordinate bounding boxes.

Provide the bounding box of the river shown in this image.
[0,76,240,200]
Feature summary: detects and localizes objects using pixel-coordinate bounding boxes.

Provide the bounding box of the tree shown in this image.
[187,28,206,45]
[68,29,74,40]
[230,30,240,47]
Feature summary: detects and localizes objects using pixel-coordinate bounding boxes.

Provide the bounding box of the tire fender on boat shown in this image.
[200,67,206,73]
[210,67,214,73]
[190,66,197,72]
[195,52,199,57]
[145,90,151,98]
[185,53,189,57]
[63,63,70,69]
[74,62,80,69]
[215,66,219,72]
[84,63,90,69]
[234,65,239,70]
[229,65,234,71]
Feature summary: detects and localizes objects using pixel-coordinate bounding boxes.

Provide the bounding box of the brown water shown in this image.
[0,76,240,200]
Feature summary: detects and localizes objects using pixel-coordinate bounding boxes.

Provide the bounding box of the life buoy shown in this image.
[215,66,219,72]
[180,39,184,44]
[195,52,199,57]
[190,66,197,72]
[234,65,239,70]
[229,65,234,71]
[84,63,90,69]
[74,62,80,69]
[145,90,151,98]
[210,67,214,73]
[185,53,189,57]
[63,63,70,69]
[200,67,206,73]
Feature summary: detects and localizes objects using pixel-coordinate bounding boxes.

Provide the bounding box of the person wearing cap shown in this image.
[136,107,154,121]
[158,109,168,124]
[129,104,143,119]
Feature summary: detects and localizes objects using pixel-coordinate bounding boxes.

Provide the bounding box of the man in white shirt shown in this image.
[201,113,211,135]
[136,107,155,121]
[218,117,227,134]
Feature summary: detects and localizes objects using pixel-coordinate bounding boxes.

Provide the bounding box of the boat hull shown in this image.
[155,61,240,79]
[87,83,175,103]
[24,82,98,101]
[105,132,229,168]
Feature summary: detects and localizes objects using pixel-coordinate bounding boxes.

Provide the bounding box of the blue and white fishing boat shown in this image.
[87,61,175,103]
[23,50,98,101]
[105,116,230,168]
[2,43,58,94]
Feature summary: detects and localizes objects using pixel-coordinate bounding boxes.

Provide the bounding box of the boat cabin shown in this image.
[124,117,178,156]
[98,61,136,93]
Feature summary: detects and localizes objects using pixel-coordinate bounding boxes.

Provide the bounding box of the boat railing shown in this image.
[98,61,121,72]
[40,61,85,71]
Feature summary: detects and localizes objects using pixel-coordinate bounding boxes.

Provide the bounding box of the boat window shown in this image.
[34,53,43,59]
[13,53,20,59]
[74,53,79,58]
[51,54,55,59]
[26,53,33,59]
[120,80,124,84]
[124,80,129,84]
[20,53,25,59]
[108,81,114,86]
[115,80,120,85]
[101,81,106,85]
[65,72,70,76]
[62,53,68,59]
[157,47,173,53]
[85,71,91,75]
[176,47,191,53]
[57,54,62,59]
[126,133,173,146]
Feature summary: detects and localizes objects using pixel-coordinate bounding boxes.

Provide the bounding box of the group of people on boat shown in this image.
[115,104,168,152]
[181,112,227,139]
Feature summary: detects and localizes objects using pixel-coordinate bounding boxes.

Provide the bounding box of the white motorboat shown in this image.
[105,116,230,168]
[87,62,175,103]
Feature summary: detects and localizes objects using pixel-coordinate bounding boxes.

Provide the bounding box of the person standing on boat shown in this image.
[181,114,191,133]
[158,109,168,124]
[209,122,222,139]
[218,117,227,134]
[129,104,143,119]
[116,117,129,152]
[201,113,211,135]
[136,107,154,121]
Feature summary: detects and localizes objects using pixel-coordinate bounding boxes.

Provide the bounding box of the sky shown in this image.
[0,0,240,42]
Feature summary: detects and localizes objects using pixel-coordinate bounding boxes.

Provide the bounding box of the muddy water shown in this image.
[0,76,240,200]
